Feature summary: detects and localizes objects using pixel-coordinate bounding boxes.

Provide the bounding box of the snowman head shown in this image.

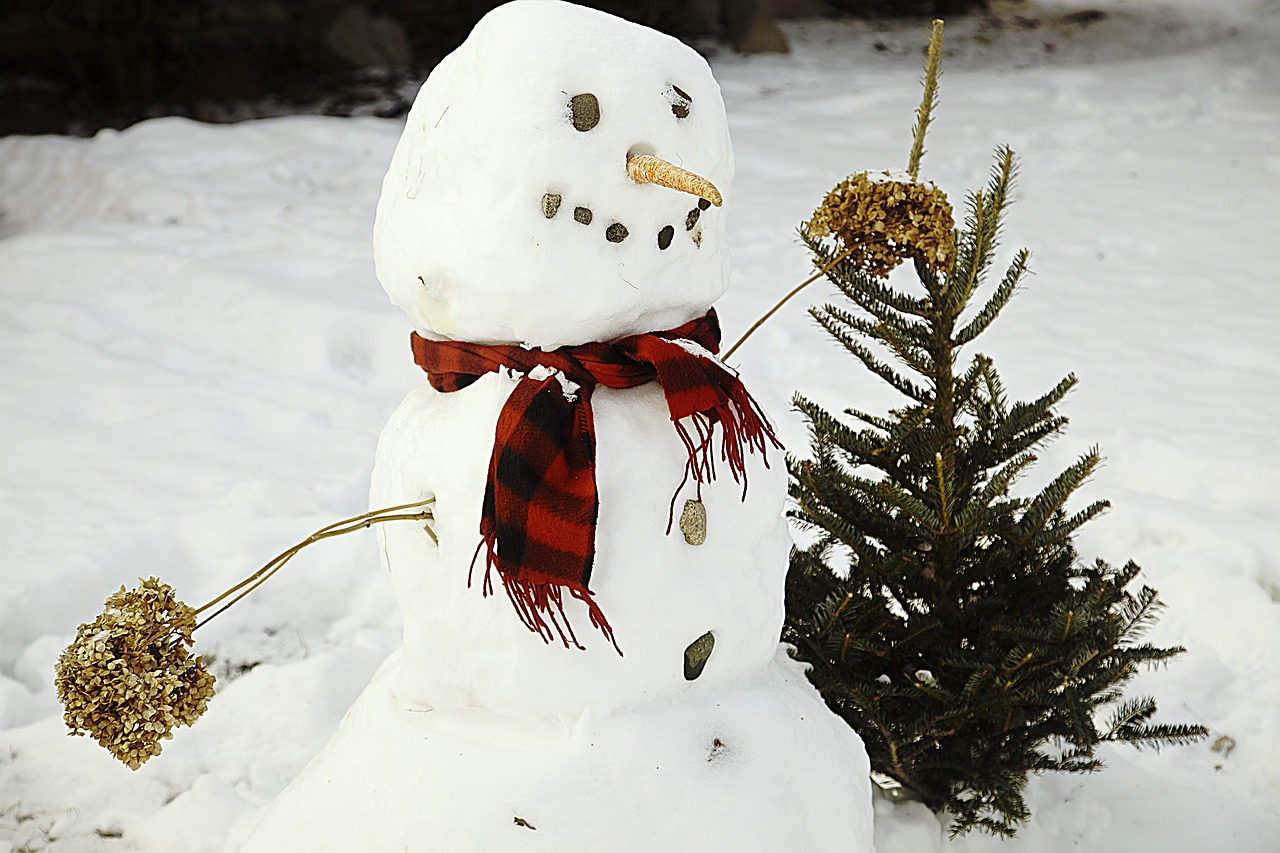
[374,0,734,349]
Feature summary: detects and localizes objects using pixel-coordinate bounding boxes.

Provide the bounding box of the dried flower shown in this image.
[804,168,955,277]
[55,578,215,770]
[52,499,433,769]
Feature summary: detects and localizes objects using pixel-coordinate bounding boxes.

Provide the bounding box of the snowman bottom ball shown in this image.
[239,649,874,853]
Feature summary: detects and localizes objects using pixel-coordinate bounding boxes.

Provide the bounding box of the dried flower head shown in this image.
[804,169,955,277]
[55,577,215,770]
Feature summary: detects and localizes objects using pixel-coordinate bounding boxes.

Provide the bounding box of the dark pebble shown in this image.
[683,631,715,680]
[669,84,692,119]
[569,93,600,132]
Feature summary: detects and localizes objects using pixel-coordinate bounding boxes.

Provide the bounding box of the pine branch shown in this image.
[907,20,945,181]
[791,401,935,510]
[954,249,1030,347]
[814,309,931,402]
[1048,747,1104,774]
[820,302,931,352]
[948,147,1018,307]
[1032,499,1109,548]
[880,480,946,532]
[952,452,1035,530]
[879,318,937,377]
[843,406,897,431]
[793,396,887,464]
[1100,697,1157,740]
[1015,449,1101,543]
[1114,581,1166,639]
[1116,721,1212,748]
[993,373,1077,449]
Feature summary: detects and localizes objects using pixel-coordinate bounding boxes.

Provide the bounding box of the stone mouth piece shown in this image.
[683,630,715,680]
[626,153,722,208]
[541,192,704,250]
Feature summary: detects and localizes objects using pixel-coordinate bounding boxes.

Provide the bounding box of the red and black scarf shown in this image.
[410,309,779,652]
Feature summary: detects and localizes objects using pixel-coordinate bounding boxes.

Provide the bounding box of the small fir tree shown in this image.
[782,21,1205,837]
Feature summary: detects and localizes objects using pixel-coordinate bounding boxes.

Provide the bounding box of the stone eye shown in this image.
[569,93,600,131]
[668,84,692,119]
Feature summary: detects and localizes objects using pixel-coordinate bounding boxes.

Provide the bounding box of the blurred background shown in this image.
[0,0,988,136]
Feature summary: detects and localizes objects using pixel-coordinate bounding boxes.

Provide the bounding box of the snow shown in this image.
[241,648,872,852]
[2,0,1278,850]
[866,167,925,185]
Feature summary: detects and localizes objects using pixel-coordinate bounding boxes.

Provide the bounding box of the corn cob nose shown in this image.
[625,153,722,208]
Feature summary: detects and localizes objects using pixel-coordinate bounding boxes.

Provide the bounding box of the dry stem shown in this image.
[723,239,877,360]
[193,498,435,629]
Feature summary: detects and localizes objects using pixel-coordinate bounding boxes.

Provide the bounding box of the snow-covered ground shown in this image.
[2,0,1278,850]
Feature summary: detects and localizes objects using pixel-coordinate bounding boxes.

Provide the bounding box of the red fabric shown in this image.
[410,310,779,651]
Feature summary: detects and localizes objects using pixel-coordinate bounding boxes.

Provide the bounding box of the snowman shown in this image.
[241,2,873,850]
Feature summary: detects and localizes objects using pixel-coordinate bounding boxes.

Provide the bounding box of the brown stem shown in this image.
[193,498,435,630]
[723,239,879,361]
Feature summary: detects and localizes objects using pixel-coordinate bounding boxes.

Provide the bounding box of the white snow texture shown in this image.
[3,0,1279,851]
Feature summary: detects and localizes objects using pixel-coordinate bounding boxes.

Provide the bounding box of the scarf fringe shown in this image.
[667,371,782,531]
[472,532,620,655]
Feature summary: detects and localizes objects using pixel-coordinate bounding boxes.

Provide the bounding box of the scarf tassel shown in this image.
[668,376,780,531]
[472,533,620,654]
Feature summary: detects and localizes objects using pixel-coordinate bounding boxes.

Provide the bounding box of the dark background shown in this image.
[0,0,986,136]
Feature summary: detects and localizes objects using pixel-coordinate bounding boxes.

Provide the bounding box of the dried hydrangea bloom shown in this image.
[804,168,955,278]
[55,577,215,770]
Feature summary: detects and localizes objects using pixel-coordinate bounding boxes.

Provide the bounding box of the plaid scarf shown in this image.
[410,310,779,652]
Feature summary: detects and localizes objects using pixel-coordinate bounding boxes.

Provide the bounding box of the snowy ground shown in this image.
[2,0,1278,850]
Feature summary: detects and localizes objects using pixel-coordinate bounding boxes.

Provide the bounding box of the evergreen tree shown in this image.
[781,24,1205,837]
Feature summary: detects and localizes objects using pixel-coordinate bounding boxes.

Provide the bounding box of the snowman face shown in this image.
[374,0,734,349]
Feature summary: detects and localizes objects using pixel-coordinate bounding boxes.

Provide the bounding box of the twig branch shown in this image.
[193,498,436,629]
[724,239,877,361]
